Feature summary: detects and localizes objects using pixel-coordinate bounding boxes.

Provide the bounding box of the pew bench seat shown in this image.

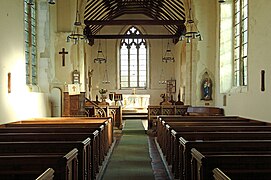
[0,148,78,180]
[180,139,271,180]
[192,148,271,180]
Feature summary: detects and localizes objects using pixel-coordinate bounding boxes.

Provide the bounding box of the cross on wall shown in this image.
[72,85,77,92]
[59,48,68,66]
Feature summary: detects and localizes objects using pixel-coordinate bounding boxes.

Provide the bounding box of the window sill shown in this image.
[27,84,40,92]
[229,86,247,94]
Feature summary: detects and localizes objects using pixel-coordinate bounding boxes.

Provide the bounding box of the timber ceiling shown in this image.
[83,0,186,44]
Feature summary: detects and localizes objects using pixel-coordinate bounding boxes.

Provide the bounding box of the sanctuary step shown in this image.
[122,109,148,120]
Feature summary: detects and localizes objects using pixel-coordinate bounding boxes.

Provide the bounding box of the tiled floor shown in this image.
[148,135,174,180]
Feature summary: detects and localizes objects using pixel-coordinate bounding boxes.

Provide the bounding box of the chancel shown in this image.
[1,0,271,179]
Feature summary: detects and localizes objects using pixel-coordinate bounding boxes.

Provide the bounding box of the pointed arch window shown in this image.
[120,27,147,89]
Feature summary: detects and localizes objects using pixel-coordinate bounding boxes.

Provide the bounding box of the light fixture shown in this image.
[94,40,107,63]
[28,0,56,5]
[48,0,56,4]
[102,65,110,84]
[159,68,167,84]
[27,0,34,5]
[66,0,86,44]
[179,0,202,43]
[162,41,175,63]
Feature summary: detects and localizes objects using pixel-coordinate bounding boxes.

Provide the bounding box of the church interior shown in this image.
[0,0,271,179]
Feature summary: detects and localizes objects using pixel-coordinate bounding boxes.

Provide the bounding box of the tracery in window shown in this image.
[120,27,147,89]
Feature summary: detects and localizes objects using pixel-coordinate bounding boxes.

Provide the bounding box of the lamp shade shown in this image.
[48,0,56,4]
[28,0,34,5]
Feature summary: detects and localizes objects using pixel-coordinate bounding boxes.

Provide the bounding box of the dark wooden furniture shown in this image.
[0,117,113,180]
[212,168,230,180]
[85,102,123,129]
[36,168,55,180]
[192,148,271,180]
[0,134,92,180]
[155,115,271,179]
[0,148,78,180]
[186,106,224,116]
[147,105,189,129]
[63,92,85,116]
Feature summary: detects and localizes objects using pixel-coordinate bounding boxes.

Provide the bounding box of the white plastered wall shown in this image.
[216,0,271,122]
[0,0,51,124]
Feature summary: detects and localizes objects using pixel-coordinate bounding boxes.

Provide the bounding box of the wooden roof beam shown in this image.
[84,19,185,26]
[86,34,180,39]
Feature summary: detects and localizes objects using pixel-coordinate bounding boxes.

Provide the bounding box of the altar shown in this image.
[122,94,150,113]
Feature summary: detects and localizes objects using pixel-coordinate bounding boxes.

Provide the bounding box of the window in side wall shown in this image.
[219,1,233,93]
[119,26,147,89]
[233,0,248,87]
[24,0,37,85]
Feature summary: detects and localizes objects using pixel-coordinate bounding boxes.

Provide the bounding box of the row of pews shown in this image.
[156,114,271,180]
[148,106,224,130]
[0,117,114,180]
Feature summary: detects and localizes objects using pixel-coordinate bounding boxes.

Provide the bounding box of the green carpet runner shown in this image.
[102,120,155,180]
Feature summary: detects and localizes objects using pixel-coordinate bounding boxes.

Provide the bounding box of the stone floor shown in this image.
[148,136,174,180]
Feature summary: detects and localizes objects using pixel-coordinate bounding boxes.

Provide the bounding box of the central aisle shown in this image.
[102,120,155,180]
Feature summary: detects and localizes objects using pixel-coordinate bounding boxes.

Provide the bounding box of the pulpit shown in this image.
[63,92,85,116]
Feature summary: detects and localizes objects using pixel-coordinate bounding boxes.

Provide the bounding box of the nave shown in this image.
[1,112,271,179]
[100,120,172,180]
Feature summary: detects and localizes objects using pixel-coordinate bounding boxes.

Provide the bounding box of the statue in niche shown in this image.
[201,75,212,101]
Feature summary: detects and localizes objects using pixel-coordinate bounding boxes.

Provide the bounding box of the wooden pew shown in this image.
[0,140,88,180]
[0,125,107,164]
[159,124,271,156]
[192,148,271,180]
[186,106,225,116]
[212,168,230,180]
[180,139,271,180]
[156,116,265,140]
[156,115,262,131]
[171,131,271,178]
[158,121,267,165]
[0,117,113,179]
[5,117,114,149]
[0,148,78,180]
[0,131,103,179]
[147,105,189,129]
[4,118,113,159]
[155,118,271,179]
[0,133,94,180]
[3,123,108,170]
[156,116,264,148]
[155,115,271,179]
[163,120,266,158]
[36,168,55,180]
[213,167,271,180]
[149,106,224,131]
[10,117,113,145]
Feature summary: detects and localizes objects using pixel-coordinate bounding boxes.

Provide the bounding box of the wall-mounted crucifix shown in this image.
[59,48,68,66]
